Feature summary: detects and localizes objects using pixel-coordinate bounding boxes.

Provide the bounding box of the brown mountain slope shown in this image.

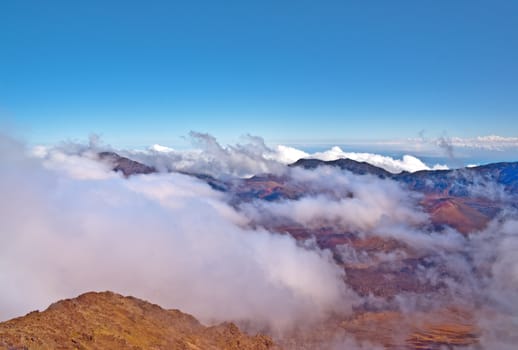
[341,307,479,349]
[422,195,495,234]
[0,292,276,350]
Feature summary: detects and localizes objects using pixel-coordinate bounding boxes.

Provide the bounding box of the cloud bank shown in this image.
[0,134,353,334]
[113,133,448,177]
[3,131,518,348]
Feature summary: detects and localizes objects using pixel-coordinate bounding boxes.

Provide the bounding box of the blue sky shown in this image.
[1,0,517,151]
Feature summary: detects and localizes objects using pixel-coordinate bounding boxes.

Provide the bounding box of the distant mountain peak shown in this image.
[98,151,156,177]
[290,158,392,178]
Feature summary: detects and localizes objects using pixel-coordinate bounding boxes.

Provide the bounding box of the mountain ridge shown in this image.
[96,150,518,196]
[0,291,276,350]
[292,158,518,195]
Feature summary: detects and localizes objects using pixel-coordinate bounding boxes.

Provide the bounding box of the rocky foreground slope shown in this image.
[0,292,480,350]
[0,292,276,350]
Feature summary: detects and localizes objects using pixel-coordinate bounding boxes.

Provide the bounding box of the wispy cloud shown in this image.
[444,135,518,150]
[402,135,518,151]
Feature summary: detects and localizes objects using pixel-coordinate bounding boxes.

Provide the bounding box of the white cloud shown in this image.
[128,132,286,178]
[32,147,119,180]
[127,134,450,176]
[241,167,428,233]
[149,144,175,153]
[0,134,354,335]
[32,132,440,177]
[271,145,448,173]
[268,145,309,164]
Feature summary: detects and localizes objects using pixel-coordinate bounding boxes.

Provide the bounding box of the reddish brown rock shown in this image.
[0,292,277,350]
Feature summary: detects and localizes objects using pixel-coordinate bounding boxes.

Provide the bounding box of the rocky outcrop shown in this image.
[0,292,277,350]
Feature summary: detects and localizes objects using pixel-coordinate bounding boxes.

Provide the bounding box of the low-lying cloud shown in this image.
[241,166,428,232]
[2,132,518,348]
[0,134,353,334]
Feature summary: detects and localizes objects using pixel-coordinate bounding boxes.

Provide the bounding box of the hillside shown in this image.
[0,292,276,350]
